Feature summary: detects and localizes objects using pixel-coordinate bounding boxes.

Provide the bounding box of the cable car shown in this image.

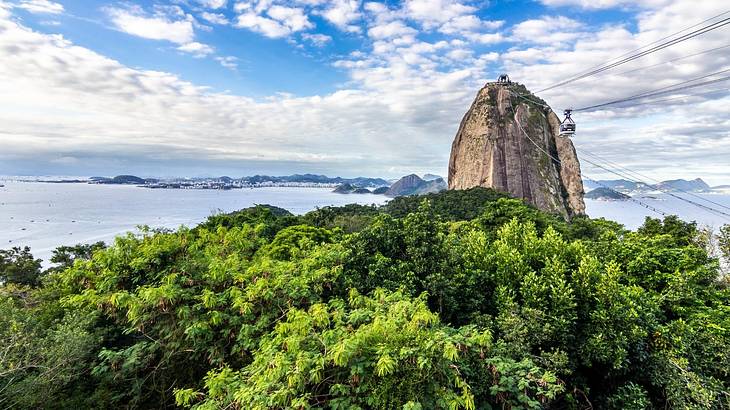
[559,109,575,136]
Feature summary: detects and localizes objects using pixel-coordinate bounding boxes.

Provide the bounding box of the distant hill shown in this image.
[93,175,147,185]
[244,174,389,187]
[583,179,649,192]
[656,178,710,192]
[583,178,712,193]
[585,187,630,200]
[385,174,446,197]
[422,174,443,181]
[333,183,372,194]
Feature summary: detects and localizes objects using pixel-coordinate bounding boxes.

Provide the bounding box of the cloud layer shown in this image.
[1,0,729,183]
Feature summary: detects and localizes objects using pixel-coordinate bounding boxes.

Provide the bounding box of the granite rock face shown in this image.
[447,82,585,218]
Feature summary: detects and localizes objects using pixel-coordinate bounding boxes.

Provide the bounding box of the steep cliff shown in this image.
[448,82,585,218]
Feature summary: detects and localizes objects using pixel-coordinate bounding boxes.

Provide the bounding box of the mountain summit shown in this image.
[448,81,585,218]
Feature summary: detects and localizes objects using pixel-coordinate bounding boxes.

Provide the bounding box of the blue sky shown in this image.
[12,0,633,97]
[1,0,729,182]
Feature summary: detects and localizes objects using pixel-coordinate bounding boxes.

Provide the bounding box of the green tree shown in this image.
[0,246,43,286]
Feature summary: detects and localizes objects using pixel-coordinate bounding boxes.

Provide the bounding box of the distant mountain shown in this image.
[333,183,372,194]
[385,174,447,197]
[422,174,443,181]
[583,179,649,192]
[333,183,356,193]
[656,178,710,192]
[93,175,147,185]
[583,178,712,193]
[372,186,389,195]
[243,174,389,187]
[585,187,630,200]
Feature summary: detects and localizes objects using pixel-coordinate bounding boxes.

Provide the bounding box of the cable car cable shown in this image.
[578,152,730,221]
[553,10,730,84]
[510,102,670,217]
[574,69,730,111]
[602,87,729,109]
[579,149,730,214]
[535,16,730,93]
[609,43,730,78]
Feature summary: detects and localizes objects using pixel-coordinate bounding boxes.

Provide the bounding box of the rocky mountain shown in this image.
[385,174,447,197]
[584,178,713,193]
[448,82,585,218]
[92,175,148,185]
[244,174,389,187]
[656,178,710,192]
[422,174,443,181]
[583,179,649,192]
[333,183,373,194]
[584,187,630,200]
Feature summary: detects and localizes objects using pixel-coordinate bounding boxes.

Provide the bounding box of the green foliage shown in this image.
[719,224,730,262]
[47,241,106,273]
[0,286,100,408]
[2,194,730,409]
[384,187,509,221]
[0,246,43,286]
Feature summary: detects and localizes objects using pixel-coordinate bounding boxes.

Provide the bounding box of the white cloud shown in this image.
[321,0,361,32]
[368,21,417,39]
[196,0,228,8]
[234,3,313,37]
[267,5,313,32]
[16,0,63,14]
[538,0,664,9]
[2,0,730,181]
[404,0,474,28]
[200,12,229,25]
[439,15,503,35]
[0,9,478,176]
[511,16,584,44]
[106,7,195,44]
[236,12,290,37]
[302,32,332,46]
[177,42,215,57]
[215,55,238,69]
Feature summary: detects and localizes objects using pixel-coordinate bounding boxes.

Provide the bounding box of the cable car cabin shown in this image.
[559,109,575,136]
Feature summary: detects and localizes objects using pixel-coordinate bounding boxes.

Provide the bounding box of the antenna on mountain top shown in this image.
[497,74,511,83]
[559,109,576,136]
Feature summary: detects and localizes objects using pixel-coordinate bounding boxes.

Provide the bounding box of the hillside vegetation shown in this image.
[2,188,730,409]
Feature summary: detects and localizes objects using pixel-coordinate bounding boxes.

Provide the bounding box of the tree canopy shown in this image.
[1,187,729,409]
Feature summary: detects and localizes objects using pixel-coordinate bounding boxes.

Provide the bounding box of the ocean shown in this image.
[1,180,729,264]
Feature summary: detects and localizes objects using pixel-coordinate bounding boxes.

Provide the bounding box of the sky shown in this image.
[0,0,728,183]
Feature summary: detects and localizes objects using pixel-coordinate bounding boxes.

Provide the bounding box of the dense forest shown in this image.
[2,187,730,409]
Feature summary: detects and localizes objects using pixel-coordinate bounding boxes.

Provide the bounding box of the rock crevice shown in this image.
[448,82,585,218]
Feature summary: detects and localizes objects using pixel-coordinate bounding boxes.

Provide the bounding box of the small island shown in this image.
[585,187,631,200]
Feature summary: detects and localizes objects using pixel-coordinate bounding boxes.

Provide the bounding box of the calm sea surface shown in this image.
[0,181,388,263]
[1,180,729,264]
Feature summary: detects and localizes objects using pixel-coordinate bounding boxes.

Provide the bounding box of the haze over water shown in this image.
[2,180,729,264]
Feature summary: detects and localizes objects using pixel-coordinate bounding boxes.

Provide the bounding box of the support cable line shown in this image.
[578,151,730,222]
[535,13,730,93]
[552,10,730,84]
[574,68,730,112]
[510,101,669,217]
[604,87,729,109]
[610,43,730,78]
[508,90,730,220]
[579,148,730,215]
